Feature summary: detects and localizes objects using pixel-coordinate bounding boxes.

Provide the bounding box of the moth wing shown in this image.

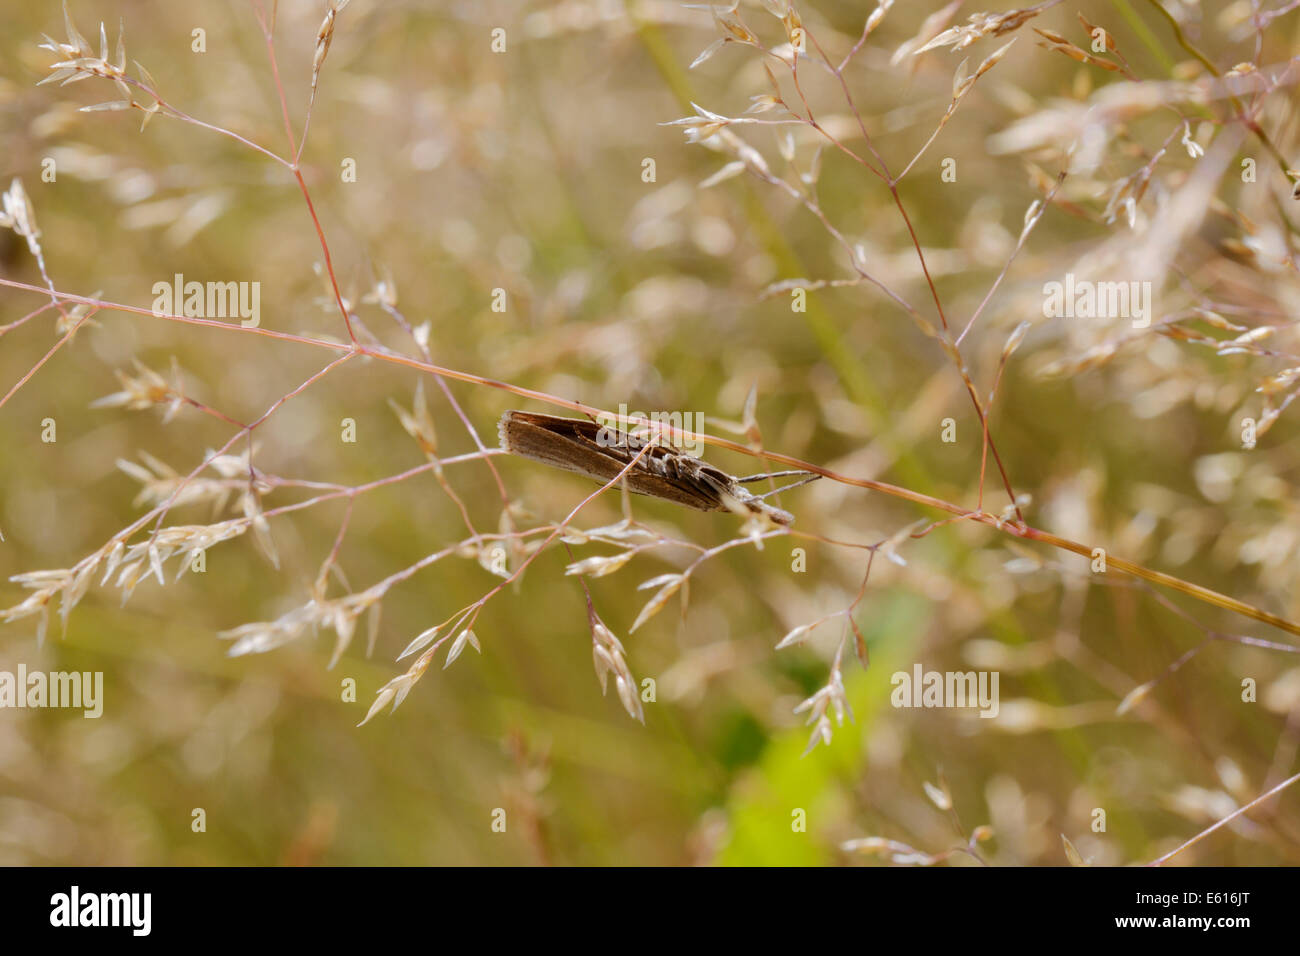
[621,470,722,512]
[499,410,722,512]
[499,412,622,481]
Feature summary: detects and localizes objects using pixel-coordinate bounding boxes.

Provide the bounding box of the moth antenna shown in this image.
[751,474,820,500]
[733,469,817,484]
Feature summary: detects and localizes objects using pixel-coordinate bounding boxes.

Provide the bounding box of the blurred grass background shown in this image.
[1,0,1299,865]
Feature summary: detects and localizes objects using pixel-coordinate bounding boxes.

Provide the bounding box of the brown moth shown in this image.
[498,410,817,526]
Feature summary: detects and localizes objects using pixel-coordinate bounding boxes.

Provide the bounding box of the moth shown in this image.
[498,410,817,526]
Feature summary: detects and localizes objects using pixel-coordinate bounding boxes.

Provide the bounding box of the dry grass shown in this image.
[2,0,1300,865]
